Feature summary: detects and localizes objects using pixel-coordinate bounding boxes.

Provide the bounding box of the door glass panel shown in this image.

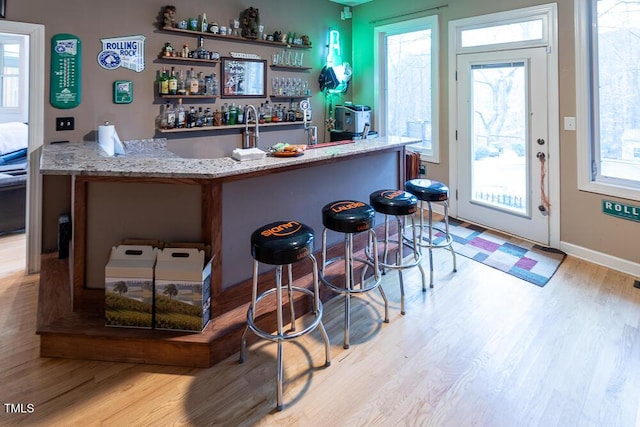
[470,62,528,215]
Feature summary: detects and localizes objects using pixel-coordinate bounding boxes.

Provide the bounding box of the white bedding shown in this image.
[0,122,28,155]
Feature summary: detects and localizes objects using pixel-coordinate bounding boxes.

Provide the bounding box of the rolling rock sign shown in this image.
[97,35,146,72]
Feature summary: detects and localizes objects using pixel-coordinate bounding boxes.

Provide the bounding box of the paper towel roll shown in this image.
[98,123,125,156]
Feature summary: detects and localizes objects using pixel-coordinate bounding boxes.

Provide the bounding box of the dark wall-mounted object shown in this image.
[0,0,6,19]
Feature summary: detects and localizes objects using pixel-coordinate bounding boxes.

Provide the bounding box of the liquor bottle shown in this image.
[228,103,237,125]
[263,100,272,123]
[165,102,176,129]
[184,69,192,95]
[236,104,244,124]
[177,69,187,96]
[163,42,174,57]
[211,73,220,96]
[205,107,213,127]
[205,75,213,95]
[200,13,208,33]
[176,98,186,128]
[157,103,167,129]
[168,67,178,95]
[187,106,196,128]
[194,36,207,60]
[196,107,204,127]
[159,67,169,95]
[189,68,199,95]
[197,72,205,95]
[221,103,228,125]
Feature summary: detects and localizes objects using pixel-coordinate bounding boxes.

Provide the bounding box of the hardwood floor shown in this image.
[1,232,639,426]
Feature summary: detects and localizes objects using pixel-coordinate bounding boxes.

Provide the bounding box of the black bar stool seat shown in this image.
[251,220,314,265]
[369,189,419,216]
[240,220,331,411]
[320,201,388,349]
[404,179,457,288]
[405,179,449,202]
[368,190,427,315]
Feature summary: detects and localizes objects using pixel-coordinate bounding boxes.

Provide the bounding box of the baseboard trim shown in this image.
[422,205,639,279]
[560,242,640,278]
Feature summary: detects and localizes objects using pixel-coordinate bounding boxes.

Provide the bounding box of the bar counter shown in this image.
[40,136,416,178]
[37,136,418,367]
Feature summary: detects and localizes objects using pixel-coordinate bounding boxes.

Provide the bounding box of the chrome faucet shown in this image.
[361,123,370,140]
[302,103,317,145]
[243,104,260,149]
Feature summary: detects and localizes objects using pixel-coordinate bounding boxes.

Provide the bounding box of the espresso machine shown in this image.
[330,103,377,141]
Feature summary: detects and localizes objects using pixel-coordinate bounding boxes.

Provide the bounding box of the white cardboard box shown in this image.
[105,245,158,328]
[154,247,212,332]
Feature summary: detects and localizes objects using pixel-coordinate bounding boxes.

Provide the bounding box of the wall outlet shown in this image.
[56,117,75,131]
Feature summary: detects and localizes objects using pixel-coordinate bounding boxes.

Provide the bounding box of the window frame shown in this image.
[374,15,439,163]
[575,0,640,201]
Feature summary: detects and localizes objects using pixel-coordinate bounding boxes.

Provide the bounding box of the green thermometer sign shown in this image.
[50,34,82,109]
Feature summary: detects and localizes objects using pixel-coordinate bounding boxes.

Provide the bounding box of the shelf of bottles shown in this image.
[161,26,312,49]
[157,100,309,133]
[157,121,303,134]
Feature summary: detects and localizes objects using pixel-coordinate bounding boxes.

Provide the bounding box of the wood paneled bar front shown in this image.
[37,137,416,367]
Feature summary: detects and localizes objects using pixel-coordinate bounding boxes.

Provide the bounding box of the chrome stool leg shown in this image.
[287,264,296,332]
[241,221,332,411]
[275,265,284,410]
[344,233,352,349]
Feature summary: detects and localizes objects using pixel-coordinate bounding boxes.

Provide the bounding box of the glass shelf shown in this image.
[269,65,312,71]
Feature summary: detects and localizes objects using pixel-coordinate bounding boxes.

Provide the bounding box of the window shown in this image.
[375,16,439,162]
[0,33,28,121]
[460,19,543,48]
[576,0,640,200]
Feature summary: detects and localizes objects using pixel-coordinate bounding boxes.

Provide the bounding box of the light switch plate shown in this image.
[564,116,576,131]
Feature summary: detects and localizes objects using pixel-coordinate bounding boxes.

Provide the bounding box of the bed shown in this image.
[0,122,28,234]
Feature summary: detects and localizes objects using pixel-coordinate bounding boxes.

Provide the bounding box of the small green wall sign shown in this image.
[602,200,640,222]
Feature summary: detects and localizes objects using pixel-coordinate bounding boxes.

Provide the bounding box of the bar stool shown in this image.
[319,200,389,349]
[405,179,457,288]
[369,190,427,315]
[239,220,331,411]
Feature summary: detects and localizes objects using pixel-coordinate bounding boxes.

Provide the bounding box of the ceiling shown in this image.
[329,0,372,6]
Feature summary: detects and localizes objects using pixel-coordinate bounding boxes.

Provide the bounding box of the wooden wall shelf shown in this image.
[161,26,312,50]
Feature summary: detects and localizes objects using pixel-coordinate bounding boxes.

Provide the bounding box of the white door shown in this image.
[456,47,550,244]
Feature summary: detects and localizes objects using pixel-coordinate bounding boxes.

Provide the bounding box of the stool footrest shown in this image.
[366,239,423,270]
[320,255,381,295]
[246,287,324,342]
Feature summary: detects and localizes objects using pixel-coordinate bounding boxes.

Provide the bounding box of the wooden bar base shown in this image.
[36,223,397,367]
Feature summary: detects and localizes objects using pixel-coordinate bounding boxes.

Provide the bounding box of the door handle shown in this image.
[537,138,545,145]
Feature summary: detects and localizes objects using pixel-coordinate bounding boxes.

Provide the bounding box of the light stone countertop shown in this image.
[40,136,418,179]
